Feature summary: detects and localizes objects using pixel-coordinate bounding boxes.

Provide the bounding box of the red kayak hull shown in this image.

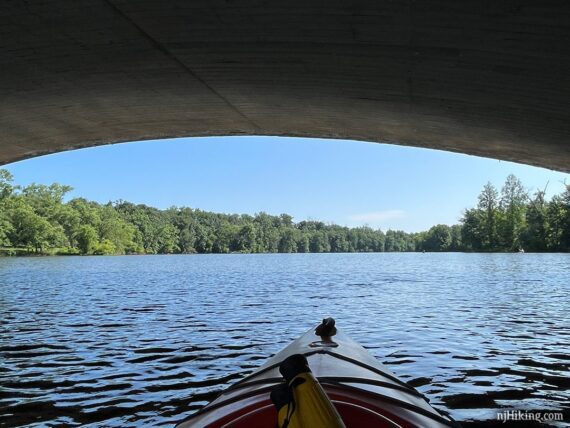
[177,323,457,428]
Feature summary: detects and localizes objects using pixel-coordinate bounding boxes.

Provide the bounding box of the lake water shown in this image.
[1,253,569,427]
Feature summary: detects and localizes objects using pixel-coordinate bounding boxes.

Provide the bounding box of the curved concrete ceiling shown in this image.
[1,1,569,171]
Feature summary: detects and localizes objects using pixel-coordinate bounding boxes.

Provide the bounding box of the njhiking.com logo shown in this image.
[496,410,563,424]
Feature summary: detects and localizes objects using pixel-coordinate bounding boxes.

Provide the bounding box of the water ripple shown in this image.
[1,253,569,427]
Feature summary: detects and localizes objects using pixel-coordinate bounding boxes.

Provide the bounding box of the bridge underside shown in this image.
[1,1,569,171]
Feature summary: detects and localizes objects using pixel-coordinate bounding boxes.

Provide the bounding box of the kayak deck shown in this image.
[177,323,457,428]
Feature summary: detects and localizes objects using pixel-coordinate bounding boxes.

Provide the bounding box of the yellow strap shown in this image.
[277,373,346,428]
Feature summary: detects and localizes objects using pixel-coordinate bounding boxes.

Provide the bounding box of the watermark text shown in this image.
[497,410,563,424]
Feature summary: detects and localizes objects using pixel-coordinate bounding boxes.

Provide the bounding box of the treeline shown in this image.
[0,170,568,255]
[459,174,570,252]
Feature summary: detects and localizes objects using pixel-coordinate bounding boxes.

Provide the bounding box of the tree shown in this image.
[179,228,197,253]
[97,204,137,253]
[115,203,169,254]
[384,230,398,251]
[546,192,568,251]
[557,184,570,251]
[461,208,482,250]
[2,169,568,257]
[424,224,452,251]
[385,230,410,251]
[194,224,214,253]
[157,223,179,254]
[51,204,82,248]
[449,224,463,251]
[477,182,500,250]
[76,224,99,254]
[278,228,297,253]
[8,203,56,252]
[236,224,257,252]
[254,212,279,252]
[524,190,548,251]
[212,223,236,253]
[0,214,12,247]
[309,231,330,253]
[499,174,527,250]
[279,213,294,228]
[296,234,310,253]
[329,229,350,252]
[21,183,73,218]
[94,239,116,255]
[0,169,15,200]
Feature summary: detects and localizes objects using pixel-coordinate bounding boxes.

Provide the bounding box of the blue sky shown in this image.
[4,136,569,232]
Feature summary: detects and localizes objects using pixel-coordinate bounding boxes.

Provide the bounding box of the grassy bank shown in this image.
[0,247,80,257]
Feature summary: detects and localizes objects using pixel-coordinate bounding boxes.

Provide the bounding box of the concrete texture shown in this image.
[1,1,569,171]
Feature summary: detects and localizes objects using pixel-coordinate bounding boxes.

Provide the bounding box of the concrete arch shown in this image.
[1,1,569,171]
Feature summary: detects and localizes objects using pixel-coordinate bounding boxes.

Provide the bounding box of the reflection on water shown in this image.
[0,253,568,427]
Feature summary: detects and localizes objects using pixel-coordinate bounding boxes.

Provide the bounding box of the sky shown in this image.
[3,136,570,233]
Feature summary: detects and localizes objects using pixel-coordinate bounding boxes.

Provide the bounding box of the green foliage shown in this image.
[236,224,258,253]
[499,174,528,250]
[98,204,138,254]
[94,239,116,255]
[0,172,16,246]
[309,231,330,253]
[423,225,452,252]
[0,204,13,247]
[385,230,414,252]
[545,193,568,251]
[278,228,298,253]
[21,183,73,218]
[459,178,569,252]
[524,190,548,251]
[0,168,568,256]
[477,182,500,250]
[76,225,99,255]
[297,234,310,253]
[328,227,350,252]
[461,208,482,250]
[0,169,15,200]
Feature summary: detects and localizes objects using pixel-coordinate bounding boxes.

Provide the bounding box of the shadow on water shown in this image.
[1,253,569,427]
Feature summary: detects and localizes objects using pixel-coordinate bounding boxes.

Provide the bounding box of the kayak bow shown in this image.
[177,319,458,427]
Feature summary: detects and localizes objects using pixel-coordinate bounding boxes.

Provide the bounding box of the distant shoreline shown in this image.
[1,170,569,256]
[1,248,562,258]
